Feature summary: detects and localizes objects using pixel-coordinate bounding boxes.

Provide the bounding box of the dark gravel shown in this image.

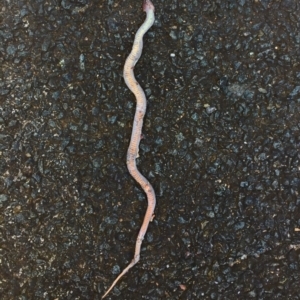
[1,0,300,299]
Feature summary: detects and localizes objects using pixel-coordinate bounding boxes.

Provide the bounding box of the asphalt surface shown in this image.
[0,0,300,299]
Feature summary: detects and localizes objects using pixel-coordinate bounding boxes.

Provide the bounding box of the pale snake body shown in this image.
[102,1,156,298]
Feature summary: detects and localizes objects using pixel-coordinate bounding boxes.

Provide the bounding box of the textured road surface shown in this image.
[1,0,300,299]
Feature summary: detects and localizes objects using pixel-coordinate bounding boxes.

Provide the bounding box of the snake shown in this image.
[102,1,156,298]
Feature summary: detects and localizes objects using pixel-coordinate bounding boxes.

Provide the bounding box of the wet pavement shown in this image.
[0,0,300,299]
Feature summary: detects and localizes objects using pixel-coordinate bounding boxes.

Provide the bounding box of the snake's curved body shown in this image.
[102,1,156,298]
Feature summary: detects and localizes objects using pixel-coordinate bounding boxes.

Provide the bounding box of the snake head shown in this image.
[143,0,154,12]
